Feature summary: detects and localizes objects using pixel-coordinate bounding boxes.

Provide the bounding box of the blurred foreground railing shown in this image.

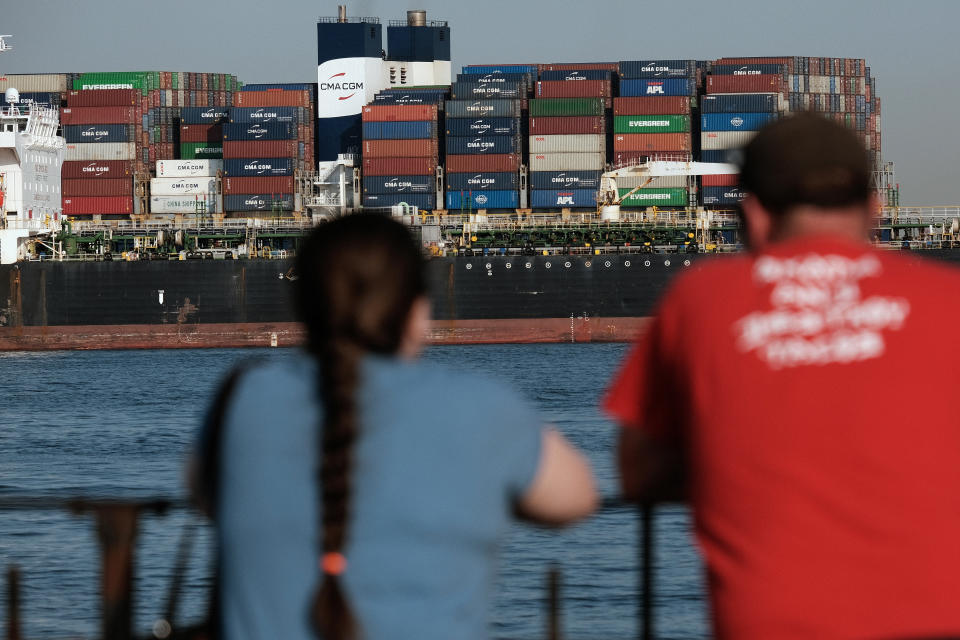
[0,497,665,640]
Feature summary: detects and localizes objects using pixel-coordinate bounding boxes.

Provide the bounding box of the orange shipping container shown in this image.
[222,140,298,158]
[362,104,438,122]
[233,90,311,108]
[222,176,295,195]
[362,139,439,158]
[706,74,783,94]
[363,157,436,176]
[613,97,691,116]
[613,133,691,152]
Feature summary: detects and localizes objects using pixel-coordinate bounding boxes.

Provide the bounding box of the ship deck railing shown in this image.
[0,496,664,640]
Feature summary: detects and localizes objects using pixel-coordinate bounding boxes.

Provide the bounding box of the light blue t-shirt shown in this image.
[213,352,543,640]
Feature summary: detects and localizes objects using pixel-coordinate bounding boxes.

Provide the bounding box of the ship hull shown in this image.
[0,253,692,349]
[2,249,958,350]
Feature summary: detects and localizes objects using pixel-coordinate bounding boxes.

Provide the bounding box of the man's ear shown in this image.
[740,195,773,251]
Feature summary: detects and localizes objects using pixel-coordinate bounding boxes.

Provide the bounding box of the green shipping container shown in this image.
[618,188,689,207]
[74,71,148,90]
[614,115,690,134]
[529,98,605,117]
[180,143,223,159]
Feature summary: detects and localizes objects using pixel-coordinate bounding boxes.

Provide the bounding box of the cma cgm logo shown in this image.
[322,72,363,101]
[467,174,496,186]
[384,178,414,190]
[565,73,586,81]
[479,74,506,84]
[733,67,762,75]
[646,82,664,94]
[244,162,274,173]
[82,127,111,139]
[470,120,491,132]
[82,163,111,175]
[248,126,269,138]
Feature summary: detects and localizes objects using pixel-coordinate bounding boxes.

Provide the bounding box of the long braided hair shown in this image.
[294,214,426,640]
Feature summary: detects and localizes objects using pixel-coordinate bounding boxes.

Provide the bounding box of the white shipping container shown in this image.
[617,175,689,189]
[151,177,217,196]
[0,74,69,93]
[156,159,223,178]
[150,195,219,214]
[700,131,757,151]
[528,134,606,154]
[529,152,605,172]
[64,142,137,161]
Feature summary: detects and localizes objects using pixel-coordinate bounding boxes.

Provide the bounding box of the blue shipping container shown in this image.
[446,172,519,191]
[373,94,444,105]
[445,117,519,137]
[701,186,747,205]
[445,190,520,209]
[222,158,294,177]
[531,189,597,208]
[445,100,523,119]
[456,73,530,85]
[538,70,612,82]
[4,91,62,107]
[529,170,603,190]
[619,60,697,78]
[620,78,696,97]
[701,112,778,132]
[711,64,785,76]
[363,193,436,210]
[363,175,434,195]
[362,121,437,140]
[229,107,300,124]
[700,94,780,113]
[699,150,735,163]
[180,107,230,124]
[461,65,538,76]
[224,194,295,211]
[63,124,131,143]
[222,122,296,141]
[446,135,521,155]
[451,82,524,99]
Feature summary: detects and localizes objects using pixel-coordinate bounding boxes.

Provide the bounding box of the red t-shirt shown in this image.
[605,234,960,639]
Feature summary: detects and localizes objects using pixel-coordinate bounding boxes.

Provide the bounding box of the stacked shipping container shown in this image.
[445,69,529,210]
[528,68,613,209]
[151,159,222,215]
[361,99,444,211]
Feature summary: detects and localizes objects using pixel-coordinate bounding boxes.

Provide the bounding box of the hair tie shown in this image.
[321,552,347,576]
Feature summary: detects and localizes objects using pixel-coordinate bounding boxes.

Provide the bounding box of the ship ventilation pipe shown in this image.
[337,5,347,23]
[407,10,426,26]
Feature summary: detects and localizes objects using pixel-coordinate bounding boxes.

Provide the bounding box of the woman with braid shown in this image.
[193,214,597,640]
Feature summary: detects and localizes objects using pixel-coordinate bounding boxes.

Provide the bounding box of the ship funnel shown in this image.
[337,5,347,23]
[407,10,427,26]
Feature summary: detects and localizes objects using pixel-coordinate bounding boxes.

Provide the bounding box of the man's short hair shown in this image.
[739,113,873,215]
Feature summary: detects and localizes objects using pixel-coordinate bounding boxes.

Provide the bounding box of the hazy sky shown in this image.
[5,0,959,204]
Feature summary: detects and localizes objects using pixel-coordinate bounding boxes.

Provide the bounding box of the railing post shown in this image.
[6,566,21,640]
[546,564,561,640]
[639,503,654,640]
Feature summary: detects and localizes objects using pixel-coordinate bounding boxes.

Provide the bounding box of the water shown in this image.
[0,345,708,639]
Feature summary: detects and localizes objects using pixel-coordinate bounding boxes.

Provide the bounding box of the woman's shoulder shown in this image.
[367,356,522,402]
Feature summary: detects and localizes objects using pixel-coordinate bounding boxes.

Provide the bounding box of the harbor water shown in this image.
[0,345,708,639]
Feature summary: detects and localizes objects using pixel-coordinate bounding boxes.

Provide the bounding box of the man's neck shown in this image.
[769,206,872,245]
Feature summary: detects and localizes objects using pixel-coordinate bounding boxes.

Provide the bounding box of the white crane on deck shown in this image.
[597,160,739,221]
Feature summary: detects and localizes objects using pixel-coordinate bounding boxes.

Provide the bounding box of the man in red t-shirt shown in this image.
[605,113,960,639]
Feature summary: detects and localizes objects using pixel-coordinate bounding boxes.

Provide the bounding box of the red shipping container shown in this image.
[222,140,298,158]
[62,196,134,215]
[706,74,784,94]
[445,154,520,173]
[362,104,438,122]
[61,160,134,179]
[529,116,606,135]
[180,124,223,143]
[614,151,691,165]
[613,134,691,152]
[701,174,740,187]
[362,139,439,158]
[536,80,612,98]
[62,178,132,197]
[539,62,619,72]
[715,57,793,70]
[613,97,691,116]
[60,107,137,125]
[233,90,311,108]
[363,157,436,176]
[66,89,140,107]
[223,176,296,195]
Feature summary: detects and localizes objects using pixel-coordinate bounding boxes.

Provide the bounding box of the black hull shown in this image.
[2,249,959,349]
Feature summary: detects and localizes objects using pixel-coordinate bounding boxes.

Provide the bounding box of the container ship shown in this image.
[1,10,955,350]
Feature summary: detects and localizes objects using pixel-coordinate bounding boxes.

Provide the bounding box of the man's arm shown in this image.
[618,425,688,503]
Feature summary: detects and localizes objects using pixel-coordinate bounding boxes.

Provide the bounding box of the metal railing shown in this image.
[0,497,665,640]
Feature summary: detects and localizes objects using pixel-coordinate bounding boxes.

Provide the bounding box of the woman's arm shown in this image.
[516,428,598,525]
